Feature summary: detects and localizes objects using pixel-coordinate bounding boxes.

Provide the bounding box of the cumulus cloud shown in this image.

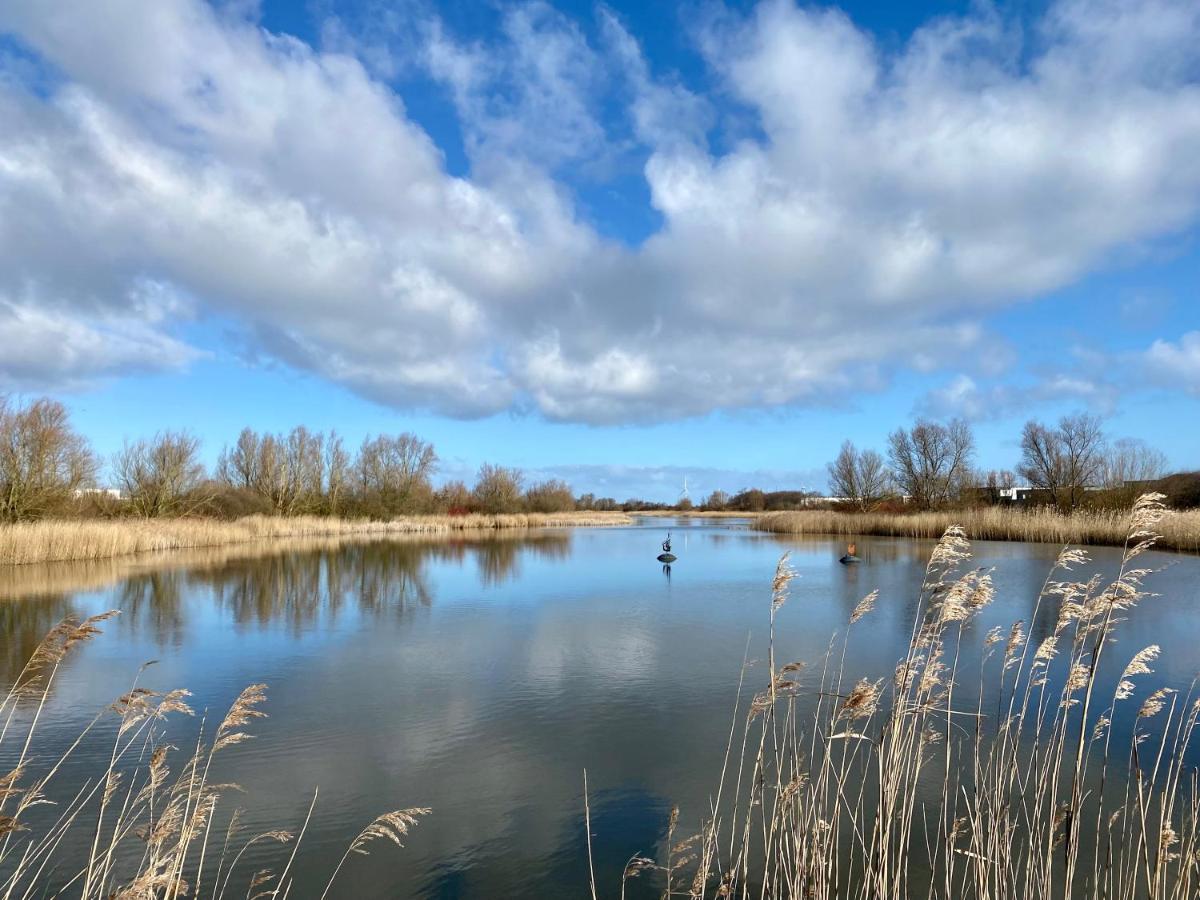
[1144,332,1200,392]
[917,372,1119,421]
[1,0,1199,421]
[0,287,200,390]
[425,2,612,172]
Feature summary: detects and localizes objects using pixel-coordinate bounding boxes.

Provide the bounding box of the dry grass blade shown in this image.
[630,494,1200,900]
[320,807,431,900]
[347,808,432,855]
[214,684,268,752]
[850,590,879,624]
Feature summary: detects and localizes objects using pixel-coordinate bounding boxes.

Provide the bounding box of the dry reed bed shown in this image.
[0,512,631,566]
[755,505,1200,553]
[0,528,567,601]
[618,495,1200,898]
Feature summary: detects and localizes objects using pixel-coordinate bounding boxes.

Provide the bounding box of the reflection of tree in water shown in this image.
[475,540,521,586]
[195,541,437,629]
[0,531,574,654]
[0,593,77,691]
[472,533,570,587]
[203,550,329,630]
[118,570,187,646]
[340,542,433,616]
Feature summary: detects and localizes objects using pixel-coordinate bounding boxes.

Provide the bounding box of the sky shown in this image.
[0,0,1198,501]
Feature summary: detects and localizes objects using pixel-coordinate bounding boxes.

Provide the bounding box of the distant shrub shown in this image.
[1157,471,1200,509]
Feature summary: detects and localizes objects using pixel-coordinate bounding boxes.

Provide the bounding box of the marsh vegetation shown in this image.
[2,501,1198,897]
[0,512,629,566]
[754,504,1200,554]
[618,496,1200,898]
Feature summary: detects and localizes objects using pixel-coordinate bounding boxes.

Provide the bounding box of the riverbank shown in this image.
[754,504,1200,553]
[0,512,632,566]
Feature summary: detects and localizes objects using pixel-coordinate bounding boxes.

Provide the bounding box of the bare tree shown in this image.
[472,463,524,514]
[283,426,324,514]
[254,433,294,514]
[1017,421,1061,502]
[217,427,260,490]
[980,468,1017,504]
[113,431,207,517]
[0,396,97,522]
[436,479,472,512]
[524,478,575,513]
[828,441,860,503]
[732,488,766,512]
[1101,437,1168,489]
[827,440,891,511]
[219,426,352,515]
[355,433,437,515]
[1060,413,1106,510]
[1018,413,1106,511]
[887,418,974,508]
[323,431,350,515]
[704,489,730,511]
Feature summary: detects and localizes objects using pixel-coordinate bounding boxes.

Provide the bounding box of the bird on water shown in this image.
[657,532,677,563]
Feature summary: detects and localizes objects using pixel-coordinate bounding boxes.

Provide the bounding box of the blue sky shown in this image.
[1,0,1198,501]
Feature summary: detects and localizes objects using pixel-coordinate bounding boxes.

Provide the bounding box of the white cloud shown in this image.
[1144,332,1200,392]
[1,0,1199,421]
[425,2,610,172]
[917,372,1119,420]
[0,289,200,390]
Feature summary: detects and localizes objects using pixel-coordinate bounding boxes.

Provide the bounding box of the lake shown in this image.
[1,517,1197,897]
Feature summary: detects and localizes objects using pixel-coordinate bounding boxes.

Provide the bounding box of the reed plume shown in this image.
[623,494,1200,898]
[0,617,428,897]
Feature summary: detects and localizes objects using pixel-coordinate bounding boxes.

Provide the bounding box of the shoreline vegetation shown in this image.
[608,495,1200,898]
[0,512,631,567]
[3,496,1195,896]
[6,502,1200,572]
[753,504,1200,554]
[0,528,572,604]
[0,612,427,898]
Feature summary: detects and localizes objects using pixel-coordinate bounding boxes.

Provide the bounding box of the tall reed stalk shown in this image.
[624,494,1200,898]
[0,617,427,897]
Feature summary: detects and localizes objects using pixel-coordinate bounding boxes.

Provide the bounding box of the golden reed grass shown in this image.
[755,504,1200,553]
[0,529,566,601]
[0,511,631,567]
[620,495,1200,898]
[0,615,426,898]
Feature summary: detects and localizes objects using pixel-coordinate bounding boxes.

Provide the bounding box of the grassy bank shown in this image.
[0,511,631,566]
[754,503,1200,553]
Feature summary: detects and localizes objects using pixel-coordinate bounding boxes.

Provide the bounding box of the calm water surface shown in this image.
[1,519,1198,897]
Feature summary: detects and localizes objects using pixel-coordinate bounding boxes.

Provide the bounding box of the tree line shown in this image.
[0,396,578,523]
[824,413,1175,513]
[2,394,1189,524]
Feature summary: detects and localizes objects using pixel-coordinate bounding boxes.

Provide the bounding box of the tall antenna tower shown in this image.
[680,475,690,504]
